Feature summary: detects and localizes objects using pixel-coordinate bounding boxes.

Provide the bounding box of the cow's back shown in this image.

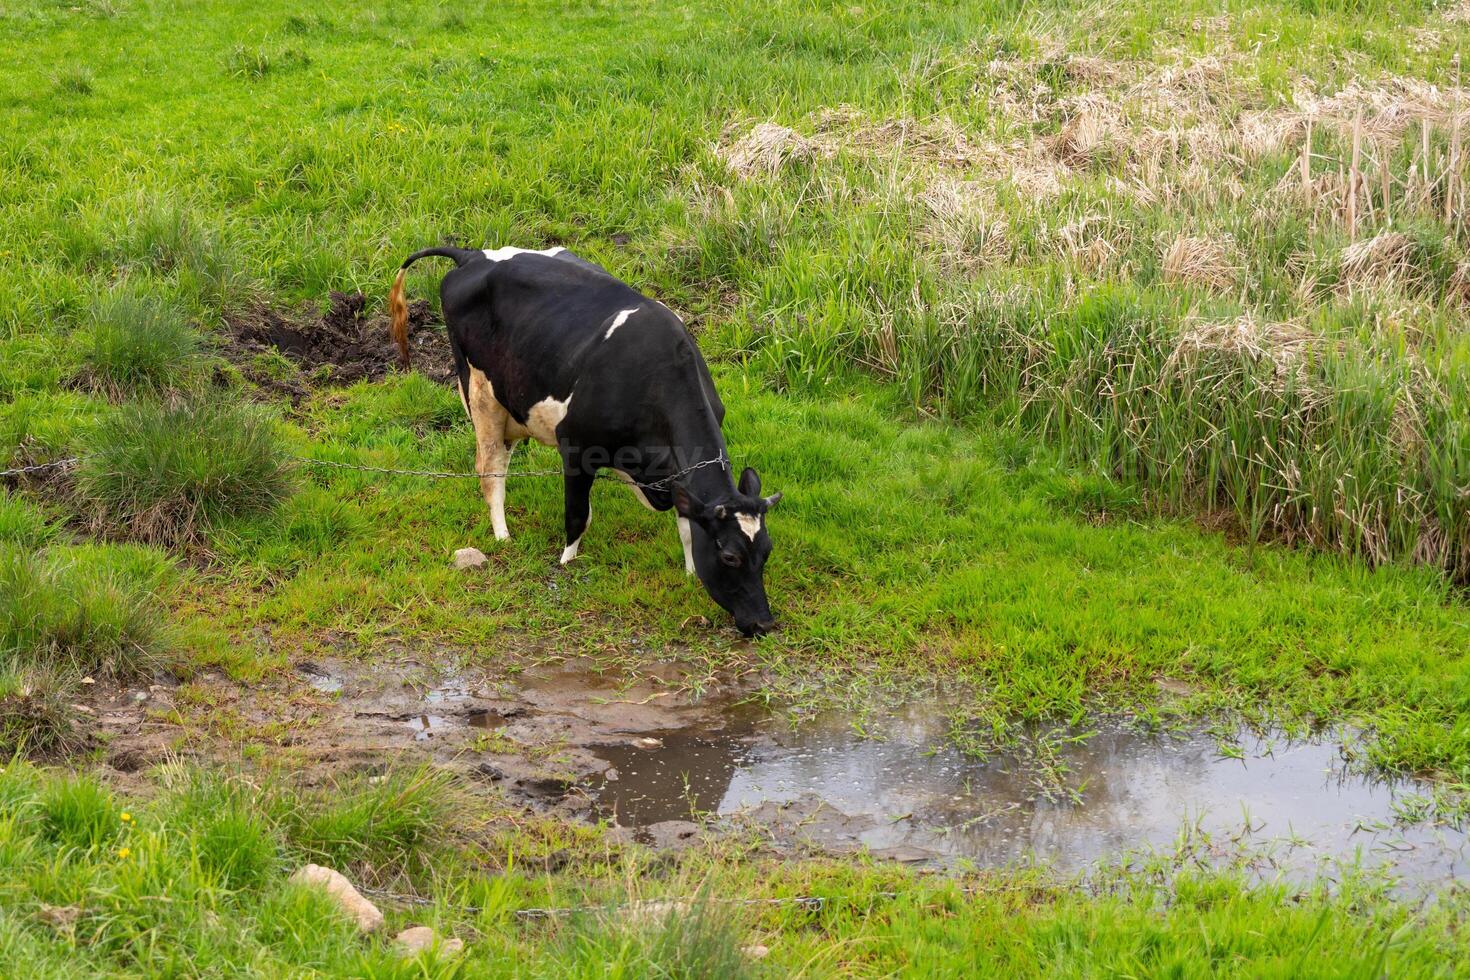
[440,250,717,448]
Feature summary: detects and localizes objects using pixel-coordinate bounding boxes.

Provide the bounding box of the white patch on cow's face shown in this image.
[613,469,658,511]
[481,246,566,262]
[525,392,572,446]
[736,512,762,541]
[603,307,640,340]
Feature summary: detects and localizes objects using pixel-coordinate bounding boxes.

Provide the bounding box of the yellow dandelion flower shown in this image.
[117,847,131,859]
[120,812,132,823]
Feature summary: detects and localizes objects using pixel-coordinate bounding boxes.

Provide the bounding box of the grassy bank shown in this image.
[1,761,1466,977]
[0,0,1466,766]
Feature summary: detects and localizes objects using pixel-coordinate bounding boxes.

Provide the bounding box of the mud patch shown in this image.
[220,291,453,397]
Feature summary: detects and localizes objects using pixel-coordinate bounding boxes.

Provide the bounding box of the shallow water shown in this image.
[592,705,1469,887]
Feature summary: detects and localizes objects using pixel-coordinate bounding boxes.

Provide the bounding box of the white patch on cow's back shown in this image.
[736,512,762,541]
[482,246,566,262]
[524,392,572,446]
[614,469,658,511]
[603,307,640,340]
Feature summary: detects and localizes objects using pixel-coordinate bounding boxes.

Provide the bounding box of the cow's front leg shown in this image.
[560,468,595,564]
[677,516,695,576]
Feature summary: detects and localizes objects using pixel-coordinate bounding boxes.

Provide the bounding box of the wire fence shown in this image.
[1,452,729,493]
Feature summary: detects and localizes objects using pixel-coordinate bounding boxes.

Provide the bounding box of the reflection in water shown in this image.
[593,707,1469,887]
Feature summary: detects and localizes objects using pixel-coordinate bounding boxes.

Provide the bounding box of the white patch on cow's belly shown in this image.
[603,307,640,340]
[736,513,762,541]
[482,246,566,262]
[524,393,572,446]
[613,470,658,511]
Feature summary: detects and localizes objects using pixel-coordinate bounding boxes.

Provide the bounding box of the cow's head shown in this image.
[672,466,781,638]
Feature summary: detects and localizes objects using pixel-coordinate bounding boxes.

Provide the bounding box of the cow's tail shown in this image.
[389,247,480,369]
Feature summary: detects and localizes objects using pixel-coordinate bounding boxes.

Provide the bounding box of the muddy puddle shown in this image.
[592,706,1468,889]
[91,657,1467,891]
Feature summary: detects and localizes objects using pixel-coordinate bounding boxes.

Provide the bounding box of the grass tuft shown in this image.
[76,399,291,545]
[282,766,455,879]
[72,290,203,397]
[40,775,120,851]
[52,68,94,96]
[554,900,754,979]
[0,664,86,758]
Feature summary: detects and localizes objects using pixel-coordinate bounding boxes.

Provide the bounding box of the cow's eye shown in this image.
[720,551,742,568]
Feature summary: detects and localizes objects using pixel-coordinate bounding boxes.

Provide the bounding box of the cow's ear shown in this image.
[762,491,783,511]
[672,484,705,520]
[738,466,762,497]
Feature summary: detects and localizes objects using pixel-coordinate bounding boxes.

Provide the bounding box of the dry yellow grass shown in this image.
[1161,234,1241,291]
[1339,231,1419,287]
[718,122,817,178]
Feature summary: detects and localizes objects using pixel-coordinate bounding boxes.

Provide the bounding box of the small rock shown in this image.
[453,547,489,570]
[80,677,95,685]
[289,864,384,933]
[474,762,506,781]
[130,691,149,703]
[394,925,464,957]
[742,944,771,960]
[632,736,662,749]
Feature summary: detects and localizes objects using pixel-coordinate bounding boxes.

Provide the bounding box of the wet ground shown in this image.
[221,290,453,397]
[87,657,1468,892]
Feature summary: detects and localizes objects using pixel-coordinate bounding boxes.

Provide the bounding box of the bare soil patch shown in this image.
[220,291,453,397]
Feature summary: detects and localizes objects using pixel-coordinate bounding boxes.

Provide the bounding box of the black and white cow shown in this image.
[389,245,781,637]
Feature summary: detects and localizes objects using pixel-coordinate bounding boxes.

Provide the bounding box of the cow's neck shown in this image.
[668,408,735,502]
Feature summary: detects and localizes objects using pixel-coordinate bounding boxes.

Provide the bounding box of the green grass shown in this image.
[0,761,1466,977]
[4,0,1470,971]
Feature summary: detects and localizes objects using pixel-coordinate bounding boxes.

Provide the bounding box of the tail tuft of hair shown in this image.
[388,267,410,369]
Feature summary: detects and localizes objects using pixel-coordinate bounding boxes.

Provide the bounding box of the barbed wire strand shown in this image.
[0,457,86,478]
[1,453,729,493]
[285,452,729,492]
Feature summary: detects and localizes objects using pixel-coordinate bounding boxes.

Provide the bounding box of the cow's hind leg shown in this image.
[560,468,595,564]
[467,367,512,540]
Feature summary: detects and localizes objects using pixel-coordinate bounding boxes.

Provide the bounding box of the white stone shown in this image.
[394,925,464,956]
[453,547,489,570]
[289,864,383,933]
